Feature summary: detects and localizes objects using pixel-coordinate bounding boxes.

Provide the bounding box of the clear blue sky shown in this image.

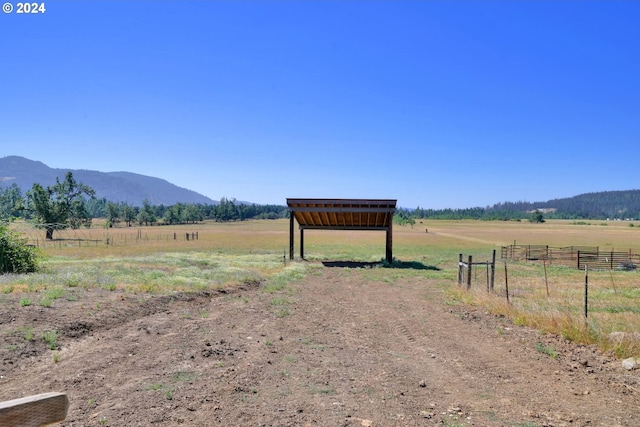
[1,1,638,209]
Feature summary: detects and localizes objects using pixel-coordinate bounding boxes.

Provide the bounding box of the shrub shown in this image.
[0,224,39,273]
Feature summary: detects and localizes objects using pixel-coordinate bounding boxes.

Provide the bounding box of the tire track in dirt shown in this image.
[1,266,638,426]
[292,268,638,426]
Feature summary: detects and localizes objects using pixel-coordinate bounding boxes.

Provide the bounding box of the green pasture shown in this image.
[3,218,640,357]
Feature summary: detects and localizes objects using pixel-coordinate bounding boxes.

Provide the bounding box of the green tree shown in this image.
[26,172,96,239]
[0,224,39,273]
[121,203,137,227]
[162,204,181,225]
[182,204,203,224]
[136,199,157,226]
[0,184,25,220]
[529,210,545,223]
[68,198,93,229]
[215,197,238,222]
[85,197,107,218]
[106,202,121,227]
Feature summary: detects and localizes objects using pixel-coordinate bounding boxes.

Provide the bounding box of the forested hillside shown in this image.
[404,190,640,221]
[3,155,639,223]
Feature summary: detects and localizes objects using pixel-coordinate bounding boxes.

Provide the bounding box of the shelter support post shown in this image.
[385,221,393,264]
[289,214,294,260]
[300,228,305,259]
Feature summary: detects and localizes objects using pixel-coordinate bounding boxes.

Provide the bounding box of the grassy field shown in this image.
[4,218,640,357]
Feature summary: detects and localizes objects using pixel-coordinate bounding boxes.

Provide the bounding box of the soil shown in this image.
[1,264,639,427]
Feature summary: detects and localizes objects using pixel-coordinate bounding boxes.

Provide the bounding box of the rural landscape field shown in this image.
[1,219,640,426]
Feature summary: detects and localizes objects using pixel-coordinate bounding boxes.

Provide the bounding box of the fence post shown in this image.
[504,262,510,304]
[584,265,589,322]
[466,255,472,290]
[610,250,614,270]
[577,250,581,270]
[458,254,463,285]
[543,258,549,297]
[490,249,496,292]
[486,262,489,292]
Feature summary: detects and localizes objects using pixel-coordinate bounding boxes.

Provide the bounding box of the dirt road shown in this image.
[1,265,638,426]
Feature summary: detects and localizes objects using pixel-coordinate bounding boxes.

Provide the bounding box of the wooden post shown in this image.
[466,255,472,290]
[458,254,463,285]
[385,221,393,264]
[289,214,294,260]
[0,392,69,426]
[300,228,305,260]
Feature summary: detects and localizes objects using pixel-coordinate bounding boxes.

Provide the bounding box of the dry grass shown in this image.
[449,260,640,358]
[415,218,640,250]
[399,219,640,357]
[13,219,292,258]
[7,218,640,356]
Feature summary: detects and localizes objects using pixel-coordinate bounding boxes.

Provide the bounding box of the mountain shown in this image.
[0,156,216,206]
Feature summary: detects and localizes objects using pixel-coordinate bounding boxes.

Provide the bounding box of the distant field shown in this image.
[11,217,640,259]
[6,218,640,356]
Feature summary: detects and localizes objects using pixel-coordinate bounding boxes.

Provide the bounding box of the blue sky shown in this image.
[1,1,638,209]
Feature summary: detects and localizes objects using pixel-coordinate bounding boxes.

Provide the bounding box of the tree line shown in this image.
[4,173,639,240]
[103,197,288,228]
[0,172,288,239]
[398,190,640,222]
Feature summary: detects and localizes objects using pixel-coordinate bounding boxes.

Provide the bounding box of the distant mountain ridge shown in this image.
[489,190,640,220]
[0,156,216,206]
[405,190,640,220]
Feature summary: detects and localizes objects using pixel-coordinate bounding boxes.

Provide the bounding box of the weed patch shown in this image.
[535,342,558,359]
[41,330,59,350]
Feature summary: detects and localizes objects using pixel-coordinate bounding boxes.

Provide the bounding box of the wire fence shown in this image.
[500,244,640,270]
[11,224,200,249]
